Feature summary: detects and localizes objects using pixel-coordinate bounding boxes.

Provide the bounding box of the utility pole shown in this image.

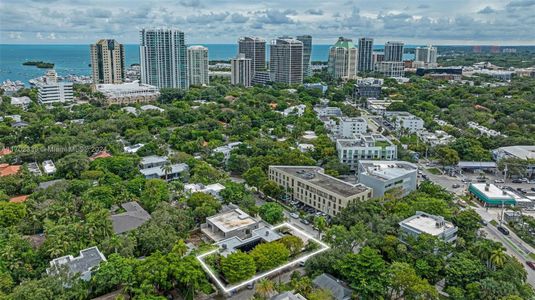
[503,163,508,183]
[499,199,505,227]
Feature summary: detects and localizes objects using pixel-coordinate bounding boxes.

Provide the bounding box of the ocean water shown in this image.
[0,44,414,84]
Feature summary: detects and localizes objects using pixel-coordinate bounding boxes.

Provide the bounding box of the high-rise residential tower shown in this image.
[414,45,438,67]
[140,29,188,89]
[231,53,252,87]
[296,35,312,77]
[269,38,304,85]
[187,45,209,86]
[327,37,358,80]
[384,41,404,62]
[238,37,266,73]
[357,37,374,72]
[90,39,125,84]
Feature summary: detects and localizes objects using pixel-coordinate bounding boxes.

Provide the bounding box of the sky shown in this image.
[1,0,535,45]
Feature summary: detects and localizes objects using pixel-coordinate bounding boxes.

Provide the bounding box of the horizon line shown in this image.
[1,43,534,47]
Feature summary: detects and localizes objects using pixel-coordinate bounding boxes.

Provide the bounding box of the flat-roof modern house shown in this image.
[213,142,243,161]
[111,201,151,234]
[358,160,418,197]
[201,207,261,242]
[10,96,32,110]
[468,183,516,206]
[271,291,307,300]
[336,134,398,171]
[46,247,106,281]
[184,183,226,199]
[139,155,168,169]
[399,211,458,243]
[42,160,57,175]
[269,166,373,217]
[123,143,144,153]
[139,163,189,181]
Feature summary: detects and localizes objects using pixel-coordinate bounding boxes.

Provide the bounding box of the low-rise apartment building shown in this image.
[336,134,398,171]
[268,165,373,217]
[357,160,418,197]
[399,211,458,243]
[384,111,424,133]
[330,117,368,138]
[94,81,160,105]
[354,78,383,99]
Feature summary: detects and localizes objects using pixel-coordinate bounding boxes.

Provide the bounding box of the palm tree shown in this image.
[255,278,276,299]
[161,162,172,181]
[314,216,328,240]
[473,241,492,268]
[490,248,507,270]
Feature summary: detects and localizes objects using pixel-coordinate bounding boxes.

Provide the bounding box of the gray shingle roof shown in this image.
[111,201,151,234]
[313,273,352,300]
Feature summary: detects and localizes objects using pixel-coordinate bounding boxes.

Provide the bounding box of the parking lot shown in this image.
[418,163,535,197]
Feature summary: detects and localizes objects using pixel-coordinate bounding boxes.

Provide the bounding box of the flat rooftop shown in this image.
[359,160,417,181]
[207,209,257,233]
[271,166,370,198]
[401,212,456,236]
[470,183,515,200]
[497,145,535,160]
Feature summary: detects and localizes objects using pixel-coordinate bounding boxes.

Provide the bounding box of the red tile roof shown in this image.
[90,150,112,161]
[9,195,29,203]
[0,148,13,157]
[0,164,21,177]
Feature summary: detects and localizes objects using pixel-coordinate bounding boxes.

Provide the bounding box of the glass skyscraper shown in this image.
[140,29,188,89]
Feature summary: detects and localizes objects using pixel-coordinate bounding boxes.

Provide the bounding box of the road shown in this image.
[480,222,535,285]
[255,196,320,238]
[419,163,535,286]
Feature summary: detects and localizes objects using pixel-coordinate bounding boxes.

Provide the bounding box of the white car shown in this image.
[290,213,299,219]
[494,179,505,184]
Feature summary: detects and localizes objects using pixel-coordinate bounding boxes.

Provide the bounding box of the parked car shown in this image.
[526,261,535,270]
[300,219,310,225]
[531,187,535,192]
[497,226,510,235]
[290,213,299,219]
[512,179,523,183]
[494,179,505,184]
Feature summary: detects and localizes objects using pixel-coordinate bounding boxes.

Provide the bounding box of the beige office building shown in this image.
[90,39,125,84]
[269,166,372,216]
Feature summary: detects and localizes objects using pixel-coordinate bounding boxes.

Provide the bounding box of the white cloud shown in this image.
[0,0,534,44]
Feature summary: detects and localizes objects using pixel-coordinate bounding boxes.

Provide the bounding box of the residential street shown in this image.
[419,164,535,286]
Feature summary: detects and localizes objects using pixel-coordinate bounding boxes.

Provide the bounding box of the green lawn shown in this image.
[426,168,442,175]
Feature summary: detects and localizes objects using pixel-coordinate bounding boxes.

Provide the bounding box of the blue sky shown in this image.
[1,0,534,45]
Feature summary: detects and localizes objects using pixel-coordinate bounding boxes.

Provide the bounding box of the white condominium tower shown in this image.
[187,45,209,86]
[231,53,252,87]
[140,29,188,89]
[328,37,358,80]
[357,37,374,72]
[269,38,304,85]
[415,45,438,67]
[384,41,404,62]
[238,36,266,73]
[90,39,125,84]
